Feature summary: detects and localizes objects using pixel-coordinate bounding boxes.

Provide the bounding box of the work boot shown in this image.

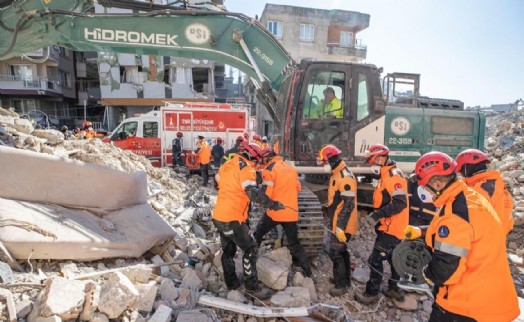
[329,286,348,297]
[382,287,405,302]
[329,277,350,286]
[354,291,379,305]
[246,286,272,301]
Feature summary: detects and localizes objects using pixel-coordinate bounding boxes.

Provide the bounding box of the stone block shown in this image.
[257,257,288,290]
[40,277,86,320]
[130,281,158,312]
[98,272,139,319]
[270,287,310,307]
[148,304,172,322]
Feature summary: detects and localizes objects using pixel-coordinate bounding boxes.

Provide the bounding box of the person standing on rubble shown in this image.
[194,132,211,187]
[172,132,184,168]
[222,135,245,164]
[355,143,409,304]
[253,148,312,277]
[213,142,285,300]
[412,151,520,321]
[316,144,358,296]
[455,148,514,234]
[211,137,225,169]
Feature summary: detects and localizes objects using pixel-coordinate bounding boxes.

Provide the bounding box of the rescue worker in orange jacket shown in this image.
[213,142,284,300]
[317,144,358,297]
[414,151,520,322]
[194,132,211,187]
[253,148,312,277]
[252,134,263,148]
[260,136,271,150]
[355,144,409,304]
[455,148,514,234]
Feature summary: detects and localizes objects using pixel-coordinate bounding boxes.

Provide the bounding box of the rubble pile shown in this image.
[0,107,523,322]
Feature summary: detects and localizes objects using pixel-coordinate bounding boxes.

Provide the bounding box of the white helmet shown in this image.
[197,132,205,138]
[262,136,268,141]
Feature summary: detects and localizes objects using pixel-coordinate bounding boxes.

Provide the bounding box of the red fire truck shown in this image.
[103,102,255,168]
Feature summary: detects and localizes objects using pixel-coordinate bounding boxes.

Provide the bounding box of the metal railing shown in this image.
[0,74,62,92]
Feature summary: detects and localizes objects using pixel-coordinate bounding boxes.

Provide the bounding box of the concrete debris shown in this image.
[0,107,522,321]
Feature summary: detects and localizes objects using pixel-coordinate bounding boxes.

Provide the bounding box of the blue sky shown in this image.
[224,0,524,107]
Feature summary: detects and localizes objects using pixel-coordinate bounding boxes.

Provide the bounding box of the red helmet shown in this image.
[236,135,245,142]
[216,137,223,142]
[253,134,261,141]
[260,148,276,163]
[365,144,390,164]
[240,142,263,163]
[176,131,183,138]
[243,132,249,139]
[317,144,341,162]
[82,121,92,129]
[415,151,457,186]
[454,149,490,172]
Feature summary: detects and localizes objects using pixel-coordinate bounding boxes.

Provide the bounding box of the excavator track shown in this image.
[249,180,326,257]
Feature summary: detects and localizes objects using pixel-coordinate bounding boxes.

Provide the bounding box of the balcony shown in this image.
[0,75,63,94]
[327,43,367,60]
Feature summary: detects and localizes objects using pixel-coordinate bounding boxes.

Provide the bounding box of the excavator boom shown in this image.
[0,0,294,91]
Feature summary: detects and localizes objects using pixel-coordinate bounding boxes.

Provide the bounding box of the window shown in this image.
[299,24,315,42]
[267,21,283,39]
[340,31,353,48]
[11,99,36,114]
[10,64,32,80]
[111,121,138,141]
[60,72,71,88]
[302,70,345,119]
[143,121,158,138]
[357,73,370,121]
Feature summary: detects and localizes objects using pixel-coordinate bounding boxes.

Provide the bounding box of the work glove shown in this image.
[403,225,422,240]
[274,238,282,249]
[369,210,383,222]
[335,227,347,243]
[269,201,285,211]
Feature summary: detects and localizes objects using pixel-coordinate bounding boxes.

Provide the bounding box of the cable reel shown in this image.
[392,239,432,284]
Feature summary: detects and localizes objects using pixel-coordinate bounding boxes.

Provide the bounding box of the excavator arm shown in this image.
[0,0,295,116]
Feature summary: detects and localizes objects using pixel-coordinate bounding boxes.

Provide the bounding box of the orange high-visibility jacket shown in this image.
[464,170,514,234]
[426,180,520,322]
[327,161,358,234]
[197,139,211,164]
[213,154,257,223]
[253,139,263,148]
[373,164,409,239]
[260,156,300,222]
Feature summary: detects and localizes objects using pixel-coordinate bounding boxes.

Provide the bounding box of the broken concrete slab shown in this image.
[256,257,288,290]
[98,272,139,319]
[130,281,158,312]
[39,277,86,320]
[176,309,219,322]
[270,287,310,307]
[148,304,173,322]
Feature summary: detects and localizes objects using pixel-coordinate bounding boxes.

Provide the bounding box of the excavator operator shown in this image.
[317,144,358,297]
[213,142,284,300]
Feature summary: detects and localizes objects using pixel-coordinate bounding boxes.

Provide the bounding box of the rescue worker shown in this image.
[316,144,358,296]
[243,132,250,143]
[260,136,271,150]
[252,134,263,148]
[211,137,225,169]
[81,121,96,139]
[172,132,184,168]
[213,142,285,300]
[194,132,211,187]
[222,135,245,164]
[412,151,520,322]
[355,143,409,304]
[407,172,437,226]
[253,148,312,277]
[455,148,514,234]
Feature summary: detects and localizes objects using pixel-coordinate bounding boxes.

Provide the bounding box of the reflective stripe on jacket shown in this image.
[327,161,358,234]
[261,156,300,222]
[372,163,409,239]
[212,154,257,223]
[197,139,211,164]
[464,170,514,234]
[425,180,520,321]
